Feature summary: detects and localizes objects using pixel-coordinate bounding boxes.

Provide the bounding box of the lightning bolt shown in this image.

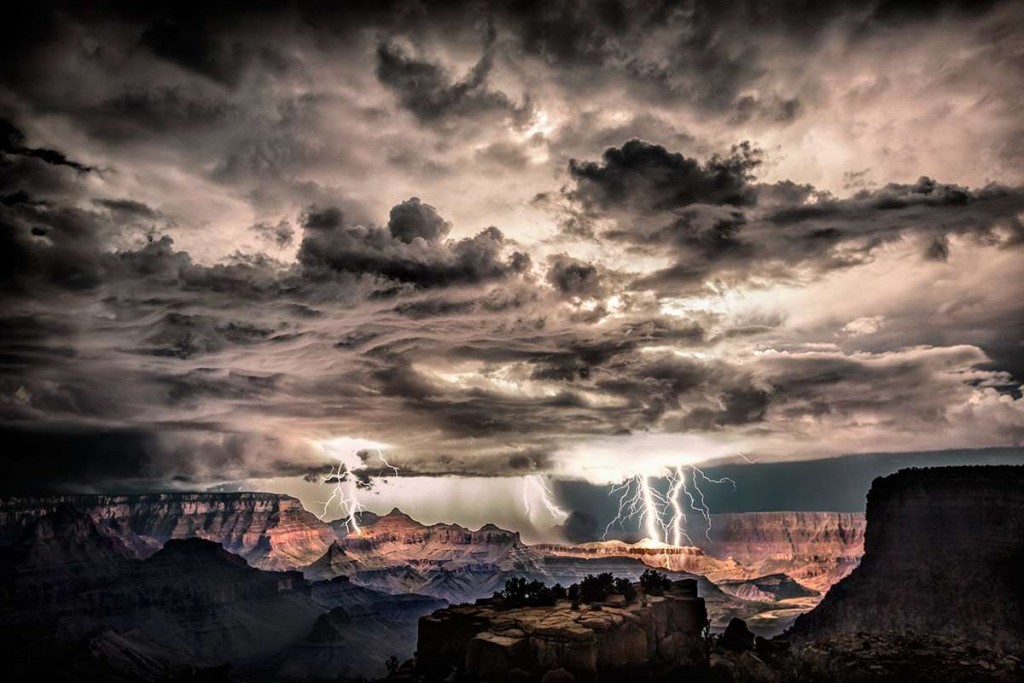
[604,475,671,543]
[376,448,400,478]
[314,461,366,534]
[522,475,569,524]
[685,465,737,540]
[604,461,740,545]
[666,466,692,547]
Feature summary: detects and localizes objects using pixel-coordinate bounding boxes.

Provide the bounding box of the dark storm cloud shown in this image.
[0,119,93,173]
[501,0,1004,111]
[568,139,761,213]
[0,423,326,494]
[387,197,452,243]
[545,254,605,298]
[297,200,530,288]
[0,0,1022,494]
[558,141,1024,296]
[250,219,295,248]
[93,198,163,219]
[376,27,531,126]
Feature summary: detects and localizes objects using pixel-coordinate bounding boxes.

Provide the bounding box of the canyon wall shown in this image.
[0,492,336,569]
[789,466,1024,651]
[336,508,540,572]
[704,511,866,591]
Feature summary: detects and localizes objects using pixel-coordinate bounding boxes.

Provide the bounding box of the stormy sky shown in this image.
[2,0,1023,535]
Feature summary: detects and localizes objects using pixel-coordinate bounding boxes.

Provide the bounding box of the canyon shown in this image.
[6,470,1015,681]
[0,492,336,569]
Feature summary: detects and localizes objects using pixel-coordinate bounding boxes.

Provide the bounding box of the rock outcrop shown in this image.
[0,492,336,569]
[416,580,708,682]
[788,466,1024,652]
[535,539,743,577]
[704,511,866,592]
[340,508,541,572]
[717,573,819,603]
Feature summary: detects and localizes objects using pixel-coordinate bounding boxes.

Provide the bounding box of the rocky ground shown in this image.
[710,623,1023,683]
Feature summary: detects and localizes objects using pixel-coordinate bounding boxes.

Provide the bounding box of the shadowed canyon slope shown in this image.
[0,492,335,569]
[789,466,1024,651]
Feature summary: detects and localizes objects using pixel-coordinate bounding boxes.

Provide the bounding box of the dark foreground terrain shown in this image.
[0,466,1021,681]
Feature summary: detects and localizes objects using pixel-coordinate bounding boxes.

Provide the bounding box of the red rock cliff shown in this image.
[704,511,866,591]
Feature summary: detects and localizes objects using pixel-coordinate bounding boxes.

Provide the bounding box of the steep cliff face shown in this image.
[0,492,336,569]
[789,466,1024,651]
[704,512,866,591]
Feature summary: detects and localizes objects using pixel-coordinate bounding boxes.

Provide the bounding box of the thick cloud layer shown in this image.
[0,0,1022,497]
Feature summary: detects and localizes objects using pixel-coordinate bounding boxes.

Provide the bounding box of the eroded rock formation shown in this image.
[0,492,335,569]
[705,511,866,592]
[416,580,708,682]
[788,466,1024,652]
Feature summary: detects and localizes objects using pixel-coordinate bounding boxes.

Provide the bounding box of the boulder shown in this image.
[721,618,755,651]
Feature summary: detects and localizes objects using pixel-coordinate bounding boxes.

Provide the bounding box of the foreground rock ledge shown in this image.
[416,580,708,682]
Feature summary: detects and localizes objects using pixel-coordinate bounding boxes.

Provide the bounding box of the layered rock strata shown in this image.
[417,580,708,682]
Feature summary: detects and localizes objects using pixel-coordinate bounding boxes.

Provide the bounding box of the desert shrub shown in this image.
[640,568,672,596]
[500,577,559,607]
[614,577,637,602]
[578,573,615,603]
[551,583,567,600]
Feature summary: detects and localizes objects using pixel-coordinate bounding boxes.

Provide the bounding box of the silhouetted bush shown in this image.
[578,573,615,603]
[640,569,672,596]
[614,577,637,602]
[500,577,559,607]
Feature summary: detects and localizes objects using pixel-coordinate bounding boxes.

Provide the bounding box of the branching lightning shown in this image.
[376,449,400,478]
[603,464,738,545]
[523,475,569,525]
[314,461,367,534]
[314,446,402,535]
[686,466,736,540]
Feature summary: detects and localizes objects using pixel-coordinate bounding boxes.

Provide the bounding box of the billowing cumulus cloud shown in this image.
[0,0,1022,512]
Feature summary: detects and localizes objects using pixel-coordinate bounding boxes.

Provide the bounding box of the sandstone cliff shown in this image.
[0,492,336,569]
[704,511,866,591]
[788,466,1024,651]
[340,508,541,572]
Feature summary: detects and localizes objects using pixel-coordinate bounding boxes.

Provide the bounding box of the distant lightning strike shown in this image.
[376,449,400,478]
[686,466,737,540]
[315,461,366,534]
[523,475,569,525]
[667,466,691,547]
[604,464,738,545]
[315,446,401,534]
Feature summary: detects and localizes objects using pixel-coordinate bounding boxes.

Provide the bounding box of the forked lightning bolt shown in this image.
[314,461,366,534]
[523,475,569,523]
[315,448,402,534]
[604,464,738,545]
